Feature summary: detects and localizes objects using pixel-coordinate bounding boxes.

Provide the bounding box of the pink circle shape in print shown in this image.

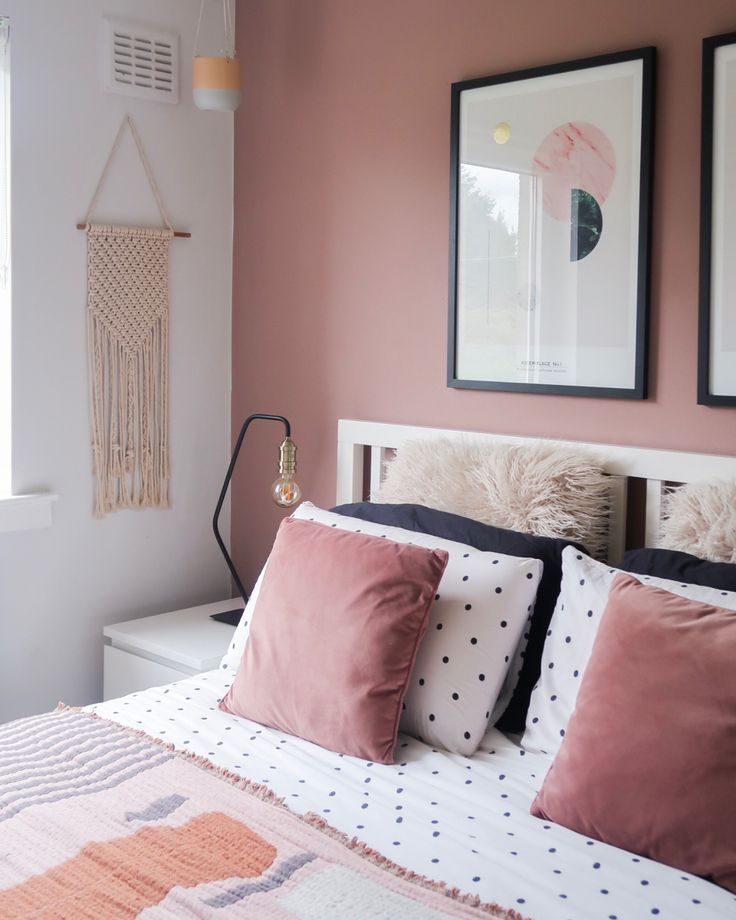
[533,122,616,221]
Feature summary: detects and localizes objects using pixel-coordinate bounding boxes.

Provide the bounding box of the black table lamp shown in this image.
[211,413,301,626]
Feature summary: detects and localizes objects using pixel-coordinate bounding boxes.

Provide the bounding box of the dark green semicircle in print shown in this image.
[570,188,602,261]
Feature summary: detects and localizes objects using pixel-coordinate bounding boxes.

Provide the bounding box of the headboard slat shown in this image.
[369,445,387,498]
[645,479,665,547]
[607,476,628,564]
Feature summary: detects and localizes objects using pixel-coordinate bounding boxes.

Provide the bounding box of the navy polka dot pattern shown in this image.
[523,547,736,758]
[93,669,735,920]
[228,502,543,757]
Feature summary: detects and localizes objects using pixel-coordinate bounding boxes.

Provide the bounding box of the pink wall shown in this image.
[232,0,736,587]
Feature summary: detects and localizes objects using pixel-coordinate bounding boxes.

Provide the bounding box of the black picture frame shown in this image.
[698,32,736,406]
[448,47,656,399]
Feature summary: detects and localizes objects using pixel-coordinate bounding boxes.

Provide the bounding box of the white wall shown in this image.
[0,0,233,722]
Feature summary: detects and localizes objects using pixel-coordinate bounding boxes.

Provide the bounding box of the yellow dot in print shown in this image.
[493,122,511,144]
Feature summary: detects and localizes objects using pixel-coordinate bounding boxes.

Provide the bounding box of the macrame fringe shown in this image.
[88,312,169,516]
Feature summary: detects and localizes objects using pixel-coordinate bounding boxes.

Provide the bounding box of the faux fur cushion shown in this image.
[374,437,611,560]
[660,480,736,564]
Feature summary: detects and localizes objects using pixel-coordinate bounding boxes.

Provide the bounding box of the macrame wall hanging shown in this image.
[79,115,189,517]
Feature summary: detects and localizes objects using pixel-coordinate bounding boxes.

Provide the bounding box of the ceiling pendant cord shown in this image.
[194,0,235,58]
[194,0,205,57]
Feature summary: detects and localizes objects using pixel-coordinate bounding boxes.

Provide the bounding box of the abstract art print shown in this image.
[698,32,736,406]
[448,48,655,398]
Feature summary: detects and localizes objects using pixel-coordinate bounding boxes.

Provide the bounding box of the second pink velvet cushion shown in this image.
[219,517,448,764]
[531,573,736,892]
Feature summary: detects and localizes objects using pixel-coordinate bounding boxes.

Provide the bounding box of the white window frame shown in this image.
[0,18,56,532]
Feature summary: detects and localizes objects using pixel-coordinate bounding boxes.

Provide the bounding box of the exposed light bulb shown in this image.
[272,435,300,507]
[271,473,301,507]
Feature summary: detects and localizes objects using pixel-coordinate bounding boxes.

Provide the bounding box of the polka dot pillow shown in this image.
[223,501,543,756]
[399,545,542,756]
[220,564,268,670]
[522,545,736,758]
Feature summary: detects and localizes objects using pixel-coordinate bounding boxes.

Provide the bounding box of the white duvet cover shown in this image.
[93,669,734,920]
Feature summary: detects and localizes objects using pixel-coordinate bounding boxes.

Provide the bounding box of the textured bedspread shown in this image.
[0,709,520,919]
[92,669,736,920]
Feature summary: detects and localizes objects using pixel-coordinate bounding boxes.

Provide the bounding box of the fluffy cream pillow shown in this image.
[660,480,736,564]
[374,437,611,560]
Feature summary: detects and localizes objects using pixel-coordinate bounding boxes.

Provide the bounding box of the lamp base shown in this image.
[210,608,244,627]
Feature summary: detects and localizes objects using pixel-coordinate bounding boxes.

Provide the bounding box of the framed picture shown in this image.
[699,32,736,406]
[448,48,655,398]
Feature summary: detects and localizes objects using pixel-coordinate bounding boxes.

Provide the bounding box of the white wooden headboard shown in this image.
[336,419,736,563]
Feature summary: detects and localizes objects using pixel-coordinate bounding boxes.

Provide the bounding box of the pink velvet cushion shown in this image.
[531,574,736,892]
[219,517,448,764]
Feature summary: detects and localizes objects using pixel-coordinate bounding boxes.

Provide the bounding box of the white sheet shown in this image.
[93,669,735,920]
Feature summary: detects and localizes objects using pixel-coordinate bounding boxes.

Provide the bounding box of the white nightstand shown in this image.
[103,599,240,701]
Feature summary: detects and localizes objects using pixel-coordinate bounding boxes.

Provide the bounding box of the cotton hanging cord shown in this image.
[194,0,236,58]
[83,116,174,517]
[223,0,235,56]
[193,0,206,58]
[83,116,173,232]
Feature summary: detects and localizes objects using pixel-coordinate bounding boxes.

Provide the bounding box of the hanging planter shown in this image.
[193,0,240,112]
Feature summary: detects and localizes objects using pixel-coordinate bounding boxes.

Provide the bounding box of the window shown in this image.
[0,16,9,497]
[0,18,55,531]
[456,164,543,380]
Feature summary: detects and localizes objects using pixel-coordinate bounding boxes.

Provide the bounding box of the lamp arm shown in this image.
[212,413,291,604]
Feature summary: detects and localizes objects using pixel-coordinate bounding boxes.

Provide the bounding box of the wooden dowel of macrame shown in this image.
[76,223,191,238]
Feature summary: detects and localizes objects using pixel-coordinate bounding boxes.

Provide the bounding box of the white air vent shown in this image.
[104,18,179,104]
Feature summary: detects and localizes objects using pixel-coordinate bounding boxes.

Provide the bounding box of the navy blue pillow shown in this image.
[623,547,736,593]
[331,501,585,734]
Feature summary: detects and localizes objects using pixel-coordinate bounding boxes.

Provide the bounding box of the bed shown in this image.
[3,420,736,919]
